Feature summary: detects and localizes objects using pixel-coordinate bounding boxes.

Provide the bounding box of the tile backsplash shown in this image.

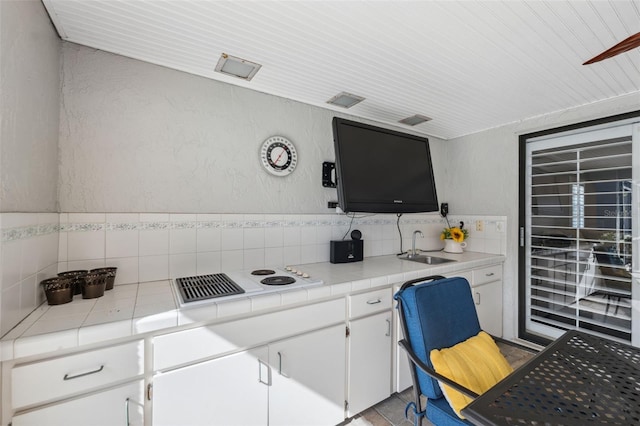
[1,211,507,336]
[1,213,59,336]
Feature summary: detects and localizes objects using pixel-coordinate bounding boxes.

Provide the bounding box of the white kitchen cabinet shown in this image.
[12,340,144,409]
[152,324,346,426]
[12,380,144,426]
[151,299,347,426]
[152,346,269,426]
[7,340,145,426]
[269,324,346,426]
[472,264,503,337]
[153,299,345,371]
[347,310,392,416]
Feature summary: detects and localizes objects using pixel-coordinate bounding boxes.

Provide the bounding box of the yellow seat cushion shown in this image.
[430,331,513,419]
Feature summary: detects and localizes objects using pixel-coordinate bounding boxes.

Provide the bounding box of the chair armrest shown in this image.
[398,339,479,399]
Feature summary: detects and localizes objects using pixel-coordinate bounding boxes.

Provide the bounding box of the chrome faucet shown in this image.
[409,230,424,258]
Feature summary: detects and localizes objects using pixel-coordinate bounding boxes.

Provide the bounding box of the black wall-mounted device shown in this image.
[322,162,337,188]
[440,202,449,217]
[330,229,363,263]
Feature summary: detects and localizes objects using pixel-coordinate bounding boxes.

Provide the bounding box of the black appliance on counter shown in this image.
[330,229,363,264]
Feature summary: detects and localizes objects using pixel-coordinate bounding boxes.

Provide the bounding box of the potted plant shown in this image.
[441,226,469,253]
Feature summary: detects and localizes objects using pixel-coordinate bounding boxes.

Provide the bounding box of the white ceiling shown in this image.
[41,0,640,140]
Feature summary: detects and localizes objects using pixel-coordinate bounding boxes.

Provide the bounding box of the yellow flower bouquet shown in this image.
[440,226,469,242]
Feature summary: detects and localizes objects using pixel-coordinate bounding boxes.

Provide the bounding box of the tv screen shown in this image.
[332,117,438,214]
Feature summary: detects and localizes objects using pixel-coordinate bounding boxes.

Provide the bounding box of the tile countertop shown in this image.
[0,251,504,361]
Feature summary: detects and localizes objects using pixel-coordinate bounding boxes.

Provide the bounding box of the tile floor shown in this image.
[348,341,537,426]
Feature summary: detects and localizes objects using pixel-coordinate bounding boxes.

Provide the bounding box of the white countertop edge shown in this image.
[1,252,505,361]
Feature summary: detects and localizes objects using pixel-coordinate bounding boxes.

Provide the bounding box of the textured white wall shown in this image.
[0,0,60,212]
[444,92,640,340]
[59,43,447,213]
[0,1,60,336]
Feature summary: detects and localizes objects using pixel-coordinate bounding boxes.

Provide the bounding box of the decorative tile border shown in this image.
[59,215,446,232]
[1,223,60,243]
[1,213,453,242]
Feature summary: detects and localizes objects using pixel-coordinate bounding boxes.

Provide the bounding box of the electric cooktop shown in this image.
[174,267,323,307]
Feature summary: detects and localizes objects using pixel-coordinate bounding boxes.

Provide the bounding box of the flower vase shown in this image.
[443,239,467,253]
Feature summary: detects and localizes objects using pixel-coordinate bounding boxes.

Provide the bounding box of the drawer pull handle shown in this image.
[367,299,382,305]
[63,365,104,381]
[485,272,495,277]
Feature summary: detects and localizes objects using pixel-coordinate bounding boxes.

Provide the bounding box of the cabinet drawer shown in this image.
[447,270,472,284]
[472,264,502,286]
[154,298,346,370]
[349,288,392,318]
[12,340,144,409]
[12,380,144,426]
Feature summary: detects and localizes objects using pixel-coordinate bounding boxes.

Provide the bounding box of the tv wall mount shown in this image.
[322,162,336,188]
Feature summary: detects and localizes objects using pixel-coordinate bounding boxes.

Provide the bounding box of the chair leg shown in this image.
[404,401,424,426]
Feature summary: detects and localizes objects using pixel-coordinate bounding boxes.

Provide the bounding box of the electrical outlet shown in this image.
[475,220,484,232]
[496,221,504,232]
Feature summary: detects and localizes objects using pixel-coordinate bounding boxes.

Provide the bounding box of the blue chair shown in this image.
[394,275,482,426]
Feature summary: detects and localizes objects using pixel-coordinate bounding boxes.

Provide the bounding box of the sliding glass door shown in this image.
[520,115,640,346]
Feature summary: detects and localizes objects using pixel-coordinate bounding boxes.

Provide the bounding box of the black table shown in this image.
[461,330,640,425]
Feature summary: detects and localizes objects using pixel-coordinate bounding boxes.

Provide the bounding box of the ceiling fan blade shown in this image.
[583,31,640,65]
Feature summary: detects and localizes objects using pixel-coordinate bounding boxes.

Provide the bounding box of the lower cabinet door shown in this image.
[269,324,346,426]
[152,346,269,426]
[12,380,144,426]
[473,280,503,337]
[348,311,392,416]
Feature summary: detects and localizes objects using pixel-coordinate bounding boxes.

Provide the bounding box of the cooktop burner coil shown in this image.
[251,269,276,276]
[260,276,296,286]
[176,273,244,303]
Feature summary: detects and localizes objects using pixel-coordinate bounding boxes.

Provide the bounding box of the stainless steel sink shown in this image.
[399,254,457,265]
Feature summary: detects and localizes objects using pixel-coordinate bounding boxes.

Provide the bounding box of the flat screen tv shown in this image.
[332,117,438,214]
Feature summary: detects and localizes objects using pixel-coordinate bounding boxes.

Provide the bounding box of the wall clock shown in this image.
[260,136,298,176]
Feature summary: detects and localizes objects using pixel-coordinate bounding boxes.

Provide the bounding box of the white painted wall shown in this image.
[444,92,640,340]
[0,0,59,212]
[0,0,60,335]
[59,43,448,214]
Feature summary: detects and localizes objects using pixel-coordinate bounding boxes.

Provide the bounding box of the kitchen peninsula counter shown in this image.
[1,251,504,361]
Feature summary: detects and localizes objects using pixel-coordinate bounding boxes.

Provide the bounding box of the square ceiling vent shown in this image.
[326,92,365,108]
[399,114,432,126]
[215,53,262,81]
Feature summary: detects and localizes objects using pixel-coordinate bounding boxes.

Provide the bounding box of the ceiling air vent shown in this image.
[326,92,365,108]
[215,53,262,81]
[399,114,432,126]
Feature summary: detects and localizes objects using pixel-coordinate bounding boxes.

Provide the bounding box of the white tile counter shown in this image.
[1,251,503,361]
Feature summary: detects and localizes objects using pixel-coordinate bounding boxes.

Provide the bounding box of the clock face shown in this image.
[260,136,298,176]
